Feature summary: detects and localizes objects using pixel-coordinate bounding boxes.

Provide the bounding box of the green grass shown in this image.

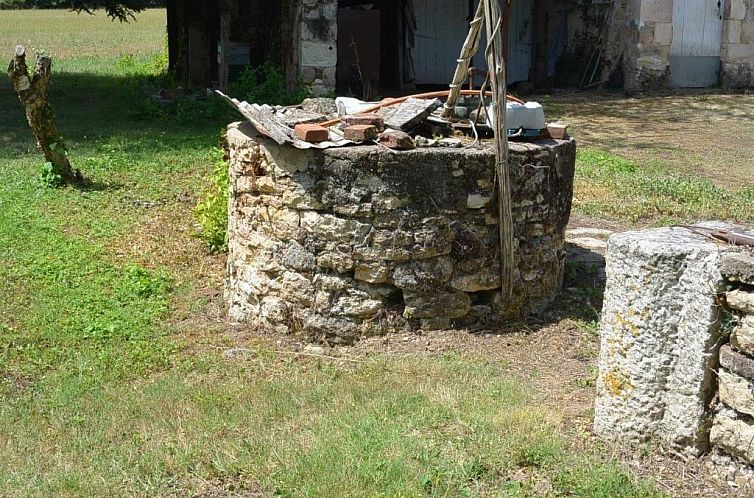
[0,9,667,497]
[1,352,662,497]
[575,149,754,225]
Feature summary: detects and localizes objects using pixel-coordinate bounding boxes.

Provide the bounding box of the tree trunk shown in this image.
[7,45,81,184]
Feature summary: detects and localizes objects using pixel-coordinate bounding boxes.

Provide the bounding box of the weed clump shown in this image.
[195,146,229,252]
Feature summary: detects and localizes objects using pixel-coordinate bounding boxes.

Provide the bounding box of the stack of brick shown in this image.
[711,250,754,464]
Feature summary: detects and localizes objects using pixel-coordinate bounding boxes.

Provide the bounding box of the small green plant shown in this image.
[229,62,310,106]
[195,146,230,252]
[39,161,63,187]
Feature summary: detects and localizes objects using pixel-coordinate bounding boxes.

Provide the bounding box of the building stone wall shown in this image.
[299,0,338,96]
[224,122,576,344]
[722,0,754,88]
[607,0,754,90]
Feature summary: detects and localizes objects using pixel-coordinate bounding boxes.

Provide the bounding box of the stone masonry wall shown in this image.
[604,0,673,91]
[607,0,754,90]
[634,0,674,90]
[711,250,754,464]
[299,0,338,96]
[721,0,754,88]
[225,121,576,344]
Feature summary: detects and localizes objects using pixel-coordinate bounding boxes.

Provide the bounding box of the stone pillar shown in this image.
[299,0,338,96]
[721,0,754,88]
[594,226,732,455]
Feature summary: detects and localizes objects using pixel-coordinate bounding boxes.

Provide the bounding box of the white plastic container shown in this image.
[487,101,546,130]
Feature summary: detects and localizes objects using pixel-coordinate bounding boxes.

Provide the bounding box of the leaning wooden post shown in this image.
[7,45,81,184]
[482,0,514,297]
[442,0,485,118]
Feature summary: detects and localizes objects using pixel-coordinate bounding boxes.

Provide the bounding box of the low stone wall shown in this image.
[225,121,576,344]
[711,251,754,464]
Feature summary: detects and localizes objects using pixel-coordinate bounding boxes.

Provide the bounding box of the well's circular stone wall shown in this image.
[225,121,576,344]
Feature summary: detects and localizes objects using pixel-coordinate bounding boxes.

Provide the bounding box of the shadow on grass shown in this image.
[0,69,230,159]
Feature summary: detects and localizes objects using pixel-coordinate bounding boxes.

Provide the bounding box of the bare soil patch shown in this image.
[548,91,754,188]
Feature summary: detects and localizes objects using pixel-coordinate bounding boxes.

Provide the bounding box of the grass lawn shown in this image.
[0,8,749,498]
[545,93,754,226]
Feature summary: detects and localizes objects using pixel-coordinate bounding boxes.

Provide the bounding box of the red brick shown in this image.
[342,114,385,131]
[547,123,569,139]
[294,123,330,143]
[344,124,379,142]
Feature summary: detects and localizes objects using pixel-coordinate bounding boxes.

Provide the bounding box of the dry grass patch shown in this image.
[547,92,754,188]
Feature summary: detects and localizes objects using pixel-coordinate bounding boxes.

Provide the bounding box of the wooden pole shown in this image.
[482,0,514,297]
[442,0,485,118]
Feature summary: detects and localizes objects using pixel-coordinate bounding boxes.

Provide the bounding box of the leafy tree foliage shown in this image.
[0,0,165,21]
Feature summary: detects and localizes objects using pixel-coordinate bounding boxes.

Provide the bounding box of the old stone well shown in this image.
[225,121,576,344]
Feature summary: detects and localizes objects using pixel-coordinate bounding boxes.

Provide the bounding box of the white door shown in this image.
[670,0,725,87]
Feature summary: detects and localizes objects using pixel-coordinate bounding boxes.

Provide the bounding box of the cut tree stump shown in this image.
[7,45,82,184]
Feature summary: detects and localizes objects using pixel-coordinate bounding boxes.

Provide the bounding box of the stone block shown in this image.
[640,0,673,23]
[392,258,454,292]
[404,290,471,320]
[451,268,500,292]
[732,315,754,356]
[720,344,754,382]
[279,240,316,272]
[725,43,754,61]
[384,98,442,131]
[726,20,743,44]
[742,21,754,44]
[720,250,754,286]
[719,368,754,417]
[728,289,754,314]
[354,262,390,284]
[301,41,337,67]
[654,22,674,45]
[730,0,748,21]
[710,410,754,465]
[594,227,729,454]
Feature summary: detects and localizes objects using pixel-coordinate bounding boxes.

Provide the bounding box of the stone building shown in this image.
[605,0,754,90]
[166,0,603,95]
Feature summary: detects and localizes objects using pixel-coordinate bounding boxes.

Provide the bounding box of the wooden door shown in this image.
[670,0,725,87]
[413,0,472,84]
